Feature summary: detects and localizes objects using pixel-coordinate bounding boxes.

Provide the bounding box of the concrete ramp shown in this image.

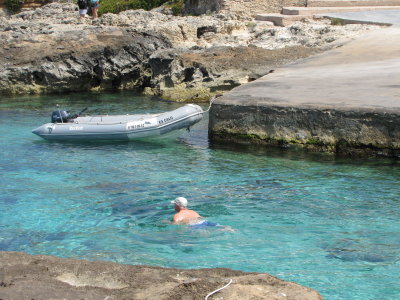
[307,0,400,7]
[323,9,400,26]
[209,27,400,157]
[256,0,400,26]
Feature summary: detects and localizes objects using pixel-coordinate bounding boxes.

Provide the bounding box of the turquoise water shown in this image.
[1,92,399,299]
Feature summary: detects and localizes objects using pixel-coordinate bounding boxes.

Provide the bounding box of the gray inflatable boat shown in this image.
[32,104,204,141]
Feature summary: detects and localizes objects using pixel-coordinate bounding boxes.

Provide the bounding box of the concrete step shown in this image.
[255,13,318,26]
[307,0,400,7]
[282,6,400,15]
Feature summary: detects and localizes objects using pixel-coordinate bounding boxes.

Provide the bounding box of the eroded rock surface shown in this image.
[0,251,323,300]
[0,2,381,100]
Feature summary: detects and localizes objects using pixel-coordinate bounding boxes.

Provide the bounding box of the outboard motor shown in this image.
[51,110,70,123]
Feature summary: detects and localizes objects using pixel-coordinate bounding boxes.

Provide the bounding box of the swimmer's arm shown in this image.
[172,214,185,224]
[161,216,184,224]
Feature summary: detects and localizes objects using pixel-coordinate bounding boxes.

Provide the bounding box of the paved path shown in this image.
[323,9,400,26]
[217,26,400,114]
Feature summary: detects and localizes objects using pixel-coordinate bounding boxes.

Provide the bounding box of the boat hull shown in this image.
[32,104,204,141]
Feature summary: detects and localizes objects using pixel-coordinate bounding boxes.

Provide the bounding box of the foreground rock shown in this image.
[0,3,381,100]
[0,251,323,300]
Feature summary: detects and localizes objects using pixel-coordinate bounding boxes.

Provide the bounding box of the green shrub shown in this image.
[330,18,345,26]
[99,0,165,15]
[99,0,184,16]
[5,0,24,13]
[4,0,185,16]
[165,0,184,15]
[5,0,51,13]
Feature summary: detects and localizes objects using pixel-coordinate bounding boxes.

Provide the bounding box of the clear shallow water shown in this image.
[1,92,399,299]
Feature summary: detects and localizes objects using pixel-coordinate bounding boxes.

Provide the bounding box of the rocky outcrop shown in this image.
[0,2,380,100]
[0,251,323,300]
[145,45,317,101]
[0,4,172,94]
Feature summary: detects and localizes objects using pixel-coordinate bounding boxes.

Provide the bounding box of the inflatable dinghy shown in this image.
[32,104,204,141]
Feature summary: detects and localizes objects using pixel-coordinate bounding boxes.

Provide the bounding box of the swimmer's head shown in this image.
[171,197,188,208]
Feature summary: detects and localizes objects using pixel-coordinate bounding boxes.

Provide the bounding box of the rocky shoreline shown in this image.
[0,251,323,299]
[0,2,380,101]
[0,4,392,299]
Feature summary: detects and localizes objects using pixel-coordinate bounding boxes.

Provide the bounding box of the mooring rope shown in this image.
[202,94,222,113]
[204,278,233,300]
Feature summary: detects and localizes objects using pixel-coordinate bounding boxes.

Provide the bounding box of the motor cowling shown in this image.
[51,110,70,123]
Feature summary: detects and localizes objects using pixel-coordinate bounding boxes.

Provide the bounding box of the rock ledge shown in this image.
[0,251,323,300]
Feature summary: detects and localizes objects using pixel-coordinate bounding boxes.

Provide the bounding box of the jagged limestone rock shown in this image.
[0,2,380,99]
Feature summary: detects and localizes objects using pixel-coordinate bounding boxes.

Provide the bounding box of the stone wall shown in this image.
[209,103,400,158]
[184,0,307,16]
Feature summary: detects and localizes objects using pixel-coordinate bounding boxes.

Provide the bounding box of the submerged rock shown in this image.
[0,251,323,299]
[0,3,381,100]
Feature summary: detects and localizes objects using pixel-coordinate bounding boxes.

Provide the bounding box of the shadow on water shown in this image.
[31,137,176,151]
[0,230,69,252]
[322,236,400,265]
[0,196,19,205]
[326,248,389,263]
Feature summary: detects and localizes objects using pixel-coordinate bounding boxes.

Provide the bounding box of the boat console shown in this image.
[51,110,72,123]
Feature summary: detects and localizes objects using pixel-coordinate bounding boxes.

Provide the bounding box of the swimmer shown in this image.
[171,197,202,224]
[170,197,235,231]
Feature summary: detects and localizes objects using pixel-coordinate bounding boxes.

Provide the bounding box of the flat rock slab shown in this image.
[209,26,400,156]
[214,27,400,113]
[0,251,322,300]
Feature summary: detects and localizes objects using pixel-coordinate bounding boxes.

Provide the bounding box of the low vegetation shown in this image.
[5,0,185,15]
[99,0,185,15]
[330,17,345,26]
[5,0,52,13]
[5,0,23,12]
